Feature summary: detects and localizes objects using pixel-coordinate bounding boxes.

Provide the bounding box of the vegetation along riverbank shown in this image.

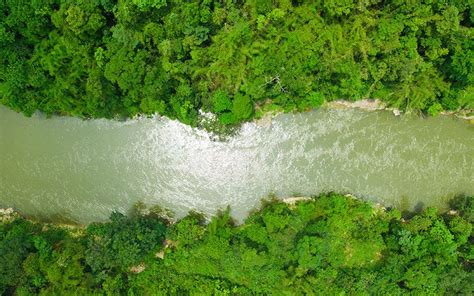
[1,1,473,126]
[1,193,473,295]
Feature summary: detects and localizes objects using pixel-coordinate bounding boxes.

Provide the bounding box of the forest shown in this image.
[1,193,473,295]
[1,1,473,295]
[1,0,473,126]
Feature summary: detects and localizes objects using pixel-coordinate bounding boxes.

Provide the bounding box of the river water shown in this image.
[0,107,473,223]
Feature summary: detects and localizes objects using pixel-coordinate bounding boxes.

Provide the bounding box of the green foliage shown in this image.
[0,219,38,295]
[450,195,474,223]
[85,211,167,272]
[1,194,472,294]
[232,93,253,120]
[1,0,472,126]
[428,102,444,116]
[132,0,167,11]
[211,89,232,113]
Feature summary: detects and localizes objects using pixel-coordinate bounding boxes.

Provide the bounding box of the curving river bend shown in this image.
[0,107,473,223]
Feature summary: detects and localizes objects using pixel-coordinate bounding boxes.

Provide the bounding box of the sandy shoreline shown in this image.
[255,99,474,127]
[326,99,473,120]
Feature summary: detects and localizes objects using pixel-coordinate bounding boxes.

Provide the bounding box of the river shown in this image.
[0,107,472,223]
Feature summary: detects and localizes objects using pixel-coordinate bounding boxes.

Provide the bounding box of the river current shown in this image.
[0,107,472,223]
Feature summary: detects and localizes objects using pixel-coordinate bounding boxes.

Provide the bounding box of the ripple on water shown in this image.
[0,107,473,223]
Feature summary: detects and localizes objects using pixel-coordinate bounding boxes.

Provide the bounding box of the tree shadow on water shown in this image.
[22,210,82,226]
[401,200,425,219]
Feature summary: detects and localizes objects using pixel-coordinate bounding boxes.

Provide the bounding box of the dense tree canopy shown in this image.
[1,0,473,125]
[1,194,472,294]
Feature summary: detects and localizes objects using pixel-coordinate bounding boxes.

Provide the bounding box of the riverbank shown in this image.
[254,99,474,128]
[0,189,466,227]
[0,208,17,223]
[325,99,474,120]
[1,193,472,295]
[3,1,472,129]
